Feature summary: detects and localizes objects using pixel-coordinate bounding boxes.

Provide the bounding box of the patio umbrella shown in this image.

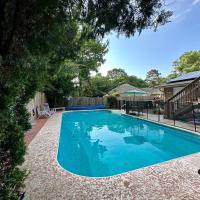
[123,90,147,100]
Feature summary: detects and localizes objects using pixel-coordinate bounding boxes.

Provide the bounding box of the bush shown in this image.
[106,95,118,108]
[0,96,31,199]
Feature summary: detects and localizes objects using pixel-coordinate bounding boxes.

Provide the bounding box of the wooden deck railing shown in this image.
[164,76,200,119]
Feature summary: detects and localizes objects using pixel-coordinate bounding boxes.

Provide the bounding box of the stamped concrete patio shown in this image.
[23,112,200,200]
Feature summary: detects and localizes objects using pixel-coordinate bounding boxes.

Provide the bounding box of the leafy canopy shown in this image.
[166,50,200,81]
[107,68,128,80]
[173,51,200,74]
[82,0,172,37]
[145,69,163,87]
[89,68,148,96]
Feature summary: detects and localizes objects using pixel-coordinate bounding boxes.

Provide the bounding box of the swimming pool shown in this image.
[57,110,200,177]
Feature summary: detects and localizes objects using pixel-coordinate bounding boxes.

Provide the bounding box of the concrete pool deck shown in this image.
[23,112,200,199]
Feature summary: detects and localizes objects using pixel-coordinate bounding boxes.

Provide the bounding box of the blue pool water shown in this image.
[57,111,200,177]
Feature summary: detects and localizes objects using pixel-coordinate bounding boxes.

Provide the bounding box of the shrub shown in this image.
[107,95,118,108]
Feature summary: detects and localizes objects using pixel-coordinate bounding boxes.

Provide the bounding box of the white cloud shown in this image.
[90,64,111,77]
[166,0,199,22]
[172,7,192,21]
[192,0,200,6]
[99,64,110,76]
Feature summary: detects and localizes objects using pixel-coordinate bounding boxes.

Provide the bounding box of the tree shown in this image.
[106,94,118,108]
[106,68,148,88]
[76,39,108,96]
[45,37,108,103]
[145,69,162,87]
[165,71,178,81]
[45,62,77,107]
[127,75,148,88]
[107,68,128,79]
[106,68,128,88]
[173,51,200,74]
[90,73,112,96]
[83,0,172,37]
[89,69,148,97]
[165,51,200,81]
[0,1,171,198]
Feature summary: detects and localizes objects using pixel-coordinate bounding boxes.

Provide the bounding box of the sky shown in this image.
[99,0,200,79]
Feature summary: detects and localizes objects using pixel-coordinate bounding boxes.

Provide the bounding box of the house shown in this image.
[108,83,163,99]
[108,83,147,97]
[141,87,164,99]
[108,83,163,102]
[160,71,200,101]
[160,71,200,119]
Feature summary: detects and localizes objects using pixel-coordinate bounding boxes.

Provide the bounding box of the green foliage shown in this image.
[106,95,118,108]
[106,68,128,88]
[107,68,128,80]
[106,68,148,88]
[0,0,171,198]
[90,73,112,96]
[45,63,76,107]
[166,51,200,81]
[76,39,108,96]
[1,1,81,198]
[45,38,108,104]
[0,167,26,199]
[166,72,179,81]
[173,51,200,74]
[145,69,163,87]
[83,0,172,37]
[89,68,148,97]
[127,75,148,88]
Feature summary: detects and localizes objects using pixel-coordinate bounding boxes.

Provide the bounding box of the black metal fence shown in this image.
[116,100,200,133]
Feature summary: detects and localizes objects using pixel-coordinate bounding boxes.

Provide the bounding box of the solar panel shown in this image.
[167,71,200,83]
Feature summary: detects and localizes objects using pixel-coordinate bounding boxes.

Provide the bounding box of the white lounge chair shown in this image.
[43,103,56,115]
[36,106,51,119]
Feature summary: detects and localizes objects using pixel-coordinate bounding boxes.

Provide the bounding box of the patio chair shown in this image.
[36,106,51,119]
[43,103,56,115]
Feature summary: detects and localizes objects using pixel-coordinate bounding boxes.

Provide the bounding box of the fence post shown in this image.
[147,103,148,119]
[158,103,160,122]
[126,101,129,114]
[173,102,176,126]
[192,103,197,132]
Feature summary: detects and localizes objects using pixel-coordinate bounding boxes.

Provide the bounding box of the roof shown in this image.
[160,80,192,88]
[109,83,146,95]
[167,71,200,83]
[141,87,163,95]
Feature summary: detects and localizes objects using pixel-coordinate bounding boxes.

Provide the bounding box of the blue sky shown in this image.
[99,0,200,79]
